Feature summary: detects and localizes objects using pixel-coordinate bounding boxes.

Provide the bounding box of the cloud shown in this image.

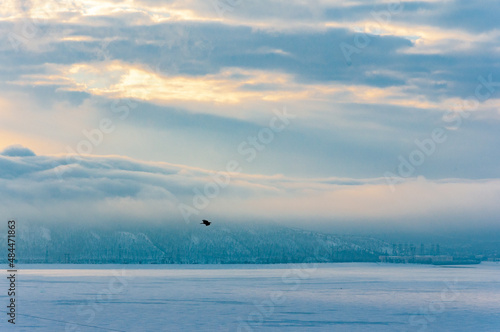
[1,151,499,234]
[2,17,498,106]
[16,61,307,105]
[1,144,36,157]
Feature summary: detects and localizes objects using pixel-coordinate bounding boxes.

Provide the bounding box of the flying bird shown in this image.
[200,219,211,226]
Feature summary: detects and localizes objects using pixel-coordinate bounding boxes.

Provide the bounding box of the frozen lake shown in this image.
[1,263,499,331]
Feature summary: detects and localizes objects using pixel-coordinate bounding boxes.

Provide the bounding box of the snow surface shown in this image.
[1,263,499,331]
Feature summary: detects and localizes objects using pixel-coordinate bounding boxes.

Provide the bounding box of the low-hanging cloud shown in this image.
[1,148,499,234]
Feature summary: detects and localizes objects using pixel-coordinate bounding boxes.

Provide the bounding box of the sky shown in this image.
[0,0,499,235]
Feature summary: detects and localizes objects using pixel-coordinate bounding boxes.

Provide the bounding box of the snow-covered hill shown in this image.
[2,221,389,264]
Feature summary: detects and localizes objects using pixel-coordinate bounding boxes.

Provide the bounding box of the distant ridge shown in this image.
[0,222,388,264]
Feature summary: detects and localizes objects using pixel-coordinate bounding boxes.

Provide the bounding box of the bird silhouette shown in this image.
[200,219,211,226]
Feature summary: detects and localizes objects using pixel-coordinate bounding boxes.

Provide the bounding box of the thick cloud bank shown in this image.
[1,151,499,234]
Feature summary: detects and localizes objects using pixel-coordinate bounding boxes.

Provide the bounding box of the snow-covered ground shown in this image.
[1,263,499,331]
